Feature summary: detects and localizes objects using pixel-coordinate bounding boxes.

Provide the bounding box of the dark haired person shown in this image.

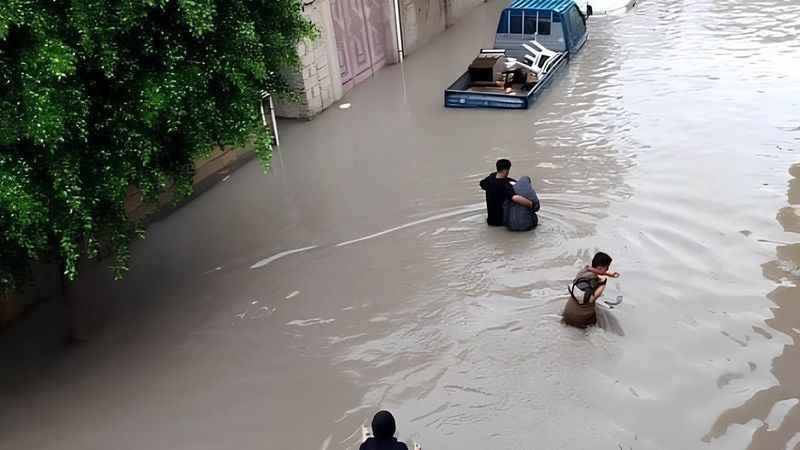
[360,411,409,450]
[563,252,620,328]
[480,159,534,226]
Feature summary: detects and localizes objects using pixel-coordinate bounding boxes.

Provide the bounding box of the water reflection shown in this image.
[705,164,800,449]
[707,0,800,47]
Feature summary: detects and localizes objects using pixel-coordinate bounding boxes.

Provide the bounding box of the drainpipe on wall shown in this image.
[260,92,280,147]
[392,0,404,61]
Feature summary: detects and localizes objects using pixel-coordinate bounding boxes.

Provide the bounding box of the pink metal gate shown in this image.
[331,0,388,90]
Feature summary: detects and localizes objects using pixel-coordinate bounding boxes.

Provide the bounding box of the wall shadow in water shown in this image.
[704,163,800,449]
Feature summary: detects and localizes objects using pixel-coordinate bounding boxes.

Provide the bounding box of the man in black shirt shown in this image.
[480,159,533,226]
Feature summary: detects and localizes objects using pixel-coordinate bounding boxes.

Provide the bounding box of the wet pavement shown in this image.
[2,0,800,448]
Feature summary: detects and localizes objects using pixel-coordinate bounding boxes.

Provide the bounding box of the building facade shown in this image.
[276,0,487,118]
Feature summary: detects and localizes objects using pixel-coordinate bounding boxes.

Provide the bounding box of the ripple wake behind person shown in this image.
[360,411,409,450]
[480,159,534,226]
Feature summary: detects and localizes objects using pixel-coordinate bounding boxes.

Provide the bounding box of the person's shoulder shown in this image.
[359,438,373,450]
[396,442,410,450]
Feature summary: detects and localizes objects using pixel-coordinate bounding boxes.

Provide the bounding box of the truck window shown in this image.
[538,18,551,35]
[522,11,550,36]
[524,14,537,34]
[496,10,509,33]
[524,13,552,35]
[510,10,523,34]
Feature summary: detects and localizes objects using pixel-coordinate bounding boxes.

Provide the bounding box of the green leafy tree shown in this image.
[0,1,313,298]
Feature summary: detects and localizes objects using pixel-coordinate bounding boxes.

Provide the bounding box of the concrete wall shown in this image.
[275,0,343,119]
[398,0,445,55]
[125,147,254,221]
[445,0,486,26]
[399,0,486,55]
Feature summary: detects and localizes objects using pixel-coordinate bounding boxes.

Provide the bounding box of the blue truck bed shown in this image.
[443,52,567,109]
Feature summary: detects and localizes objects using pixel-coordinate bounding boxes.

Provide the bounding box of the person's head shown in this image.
[591,252,613,271]
[514,175,534,198]
[496,159,512,177]
[371,410,397,440]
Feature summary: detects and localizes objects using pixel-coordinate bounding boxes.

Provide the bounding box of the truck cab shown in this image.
[494,0,589,57]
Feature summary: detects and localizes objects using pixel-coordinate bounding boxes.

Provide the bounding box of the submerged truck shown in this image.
[444,0,591,109]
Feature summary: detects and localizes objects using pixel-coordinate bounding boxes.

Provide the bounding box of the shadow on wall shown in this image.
[400,0,486,54]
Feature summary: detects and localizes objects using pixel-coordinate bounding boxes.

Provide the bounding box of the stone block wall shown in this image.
[275,0,343,119]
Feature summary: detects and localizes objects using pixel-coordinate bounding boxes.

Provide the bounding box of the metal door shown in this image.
[331,0,388,90]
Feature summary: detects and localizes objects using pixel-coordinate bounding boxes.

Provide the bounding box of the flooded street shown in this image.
[2,0,800,448]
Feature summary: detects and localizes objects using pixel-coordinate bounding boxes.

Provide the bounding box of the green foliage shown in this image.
[0,0,313,291]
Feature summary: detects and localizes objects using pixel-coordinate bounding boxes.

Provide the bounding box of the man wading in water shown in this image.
[480,159,534,226]
[563,252,620,328]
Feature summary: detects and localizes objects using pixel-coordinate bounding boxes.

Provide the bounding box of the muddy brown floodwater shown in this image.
[2,0,800,449]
